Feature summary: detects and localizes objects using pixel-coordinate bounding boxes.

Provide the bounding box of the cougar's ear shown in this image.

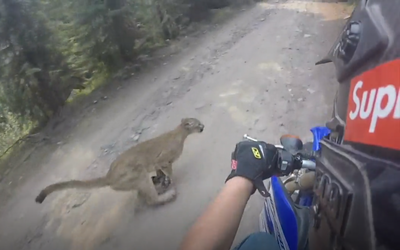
[184,120,194,128]
[181,118,189,127]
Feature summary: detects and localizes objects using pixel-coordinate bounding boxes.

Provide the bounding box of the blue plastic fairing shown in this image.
[299,193,313,206]
[310,126,331,151]
[271,176,298,250]
[265,203,275,234]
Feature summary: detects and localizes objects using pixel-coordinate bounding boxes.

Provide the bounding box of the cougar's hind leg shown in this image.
[153,172,168,195]
[151,170,168,195]
[138,176,177,206]
[160,164,173,187]
[152,170,165,185]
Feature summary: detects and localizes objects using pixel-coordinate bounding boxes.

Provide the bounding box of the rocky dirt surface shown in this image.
[0,1,351,250]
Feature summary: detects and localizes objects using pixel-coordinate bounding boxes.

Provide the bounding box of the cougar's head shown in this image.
[181,118,205,134]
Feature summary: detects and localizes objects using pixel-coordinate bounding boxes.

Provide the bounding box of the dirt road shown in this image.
[0,1,350,250]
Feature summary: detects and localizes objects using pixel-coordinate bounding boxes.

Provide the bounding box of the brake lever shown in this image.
[243,134,284,149]
[243,134,257,142]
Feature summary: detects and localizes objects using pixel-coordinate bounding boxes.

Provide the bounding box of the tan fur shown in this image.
[35,118,205,206]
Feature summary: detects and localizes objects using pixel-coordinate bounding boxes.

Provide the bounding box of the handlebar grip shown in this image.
[277,150,294,176]
[277,153,316,175]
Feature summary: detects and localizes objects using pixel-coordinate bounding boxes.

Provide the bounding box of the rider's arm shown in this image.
[178,176,253,250]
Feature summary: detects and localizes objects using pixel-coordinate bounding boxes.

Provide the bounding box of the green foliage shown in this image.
[0,0,239,156]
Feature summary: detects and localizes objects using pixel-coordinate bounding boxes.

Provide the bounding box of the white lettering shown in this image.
[394,88,400,119]
[360,89,376,119]
[370,85,397,133]
[349,81,362,120]
[349,82,400,134]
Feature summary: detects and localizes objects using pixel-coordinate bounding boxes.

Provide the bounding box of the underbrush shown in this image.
[0,0,256,168]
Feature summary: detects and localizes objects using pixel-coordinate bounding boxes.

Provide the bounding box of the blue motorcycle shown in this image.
[243,126,331,250]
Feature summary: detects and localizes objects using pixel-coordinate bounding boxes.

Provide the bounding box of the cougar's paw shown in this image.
[162,176,171,187]
[152,175,163,185]
[155,183,168,195]
[160,187,177,204]
[167,187,177,200]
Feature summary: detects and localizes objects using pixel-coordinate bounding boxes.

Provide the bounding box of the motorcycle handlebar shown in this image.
[274,145,316,172]
[300,159,316,170]
[242,134,316,175]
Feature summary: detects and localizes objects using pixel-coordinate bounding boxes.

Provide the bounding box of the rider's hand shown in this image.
[226,140,279,197]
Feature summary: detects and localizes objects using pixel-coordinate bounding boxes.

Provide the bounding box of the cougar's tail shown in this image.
[35,176,109,204]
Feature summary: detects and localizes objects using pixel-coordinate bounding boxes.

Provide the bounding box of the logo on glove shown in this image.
[231,159,237,170]
[251,147,261,159]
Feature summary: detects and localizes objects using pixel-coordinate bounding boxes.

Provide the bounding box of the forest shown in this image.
[0,0,238,157]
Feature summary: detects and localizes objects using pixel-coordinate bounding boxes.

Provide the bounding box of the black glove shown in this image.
[226,140,279,197]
